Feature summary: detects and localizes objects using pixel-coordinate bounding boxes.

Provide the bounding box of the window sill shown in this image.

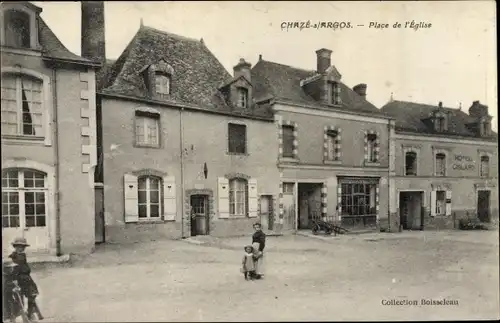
[223,215,249,219]
[134,143,161,149]
[364,161,381,167]
[226,152,249,156]
[404,173,418,176]
[324,159,342,165]
[136,218,167,224]
[1,135,45,146]
[279,157,299,163]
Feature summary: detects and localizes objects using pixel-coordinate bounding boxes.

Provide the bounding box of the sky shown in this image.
[33,1,497,129]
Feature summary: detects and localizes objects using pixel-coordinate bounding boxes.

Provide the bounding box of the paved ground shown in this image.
[27,230,500,322]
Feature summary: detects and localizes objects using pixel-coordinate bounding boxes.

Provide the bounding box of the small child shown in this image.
[241,245,256,280]
[9,237,43,321]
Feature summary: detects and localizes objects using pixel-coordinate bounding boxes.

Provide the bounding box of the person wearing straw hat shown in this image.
[9,237,43,321]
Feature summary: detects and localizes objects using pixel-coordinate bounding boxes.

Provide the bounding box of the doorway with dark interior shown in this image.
[190,194,209,236]
[399,191,424,230]
[477,190,491,223]
[297,183,323,230]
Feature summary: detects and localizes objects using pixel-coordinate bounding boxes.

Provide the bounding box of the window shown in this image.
[326,130,340,161]
[2,169,47,229]
[135,114,159,147]
[137,176,162,219]
[331,82,341,105]
[435,115,447,132]
[480,156,490,177]
[367,133,377,162]
[435,153,446,176]
[155,73,170,98]
[283,183,294,195]
[435,190,446,215]
[229,178,248,216]
[1,74,43,137]
[341,181,377,223]
[405,152,417,176]
[228,123,246,154]
[282,125,294,158]
[237,87,248,109]
[480,121,491,137]
[3,10,31,48]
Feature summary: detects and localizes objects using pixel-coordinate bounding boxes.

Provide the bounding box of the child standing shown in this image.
[9,237,43,321]
[241,245,256,280]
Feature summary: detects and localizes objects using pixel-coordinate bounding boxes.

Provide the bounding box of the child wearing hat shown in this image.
[9,237,43,321]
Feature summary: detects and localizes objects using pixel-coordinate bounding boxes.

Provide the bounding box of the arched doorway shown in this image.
[2,168,50,255]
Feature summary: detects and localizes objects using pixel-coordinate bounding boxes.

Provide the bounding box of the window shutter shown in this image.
[445,190,452,216]
[430,191,436,217]
[248,178,258,218]
[124,174,139,223]
[218,177,230,219]
[163,176,176,221]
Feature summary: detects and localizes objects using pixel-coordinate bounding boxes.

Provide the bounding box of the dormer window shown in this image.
[330,82,341,105]
[3,10,30,48]
[436,116,446,132]
[237,87,248,109]
[480,119,491,137]
[155,73,171,98]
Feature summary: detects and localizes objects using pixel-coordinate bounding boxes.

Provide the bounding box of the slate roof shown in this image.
[100,25,272,119]
[251,60,387,117]
[381,100,497,140]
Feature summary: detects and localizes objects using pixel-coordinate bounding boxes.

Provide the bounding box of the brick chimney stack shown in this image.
[468,100,489,119]
[233,58,252,82]
[81,1,106,64]
[315,48,332,74]
[353,83,367,98]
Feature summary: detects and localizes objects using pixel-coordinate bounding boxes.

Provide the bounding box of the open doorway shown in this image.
[399,191,424,230]
[477,190,491,223]
[297,183,323,230]
[190,194,209,236]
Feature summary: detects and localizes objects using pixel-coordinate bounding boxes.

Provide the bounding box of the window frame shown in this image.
[434,152,447,177]
[330,82,341,105]
[480,155,490,178]
[227,122,247,155]
[282,125,295,158]
[236,87,249,109]
[137,175,163,220]
[155,72,171,98]
[134,110,160,148]
[435,190,446,215]
[404,151,418,176]
[366,133,378,163]
[229,178,248,217]
[339,182,378,218]
[0,5,40,51]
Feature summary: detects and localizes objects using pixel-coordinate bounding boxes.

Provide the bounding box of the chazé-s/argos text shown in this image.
[281,21,352,31]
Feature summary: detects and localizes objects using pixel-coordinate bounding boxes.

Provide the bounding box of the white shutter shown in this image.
[248,178,258,218]
[430,191,436,217]
[218,177,230,219]
[445,190,452,216]
[163,176,176,221]
[124,174,139,223]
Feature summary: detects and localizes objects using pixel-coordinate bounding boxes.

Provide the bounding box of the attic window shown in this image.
[480,120,491,137]
[155,73,171,98]
[330,82,341,105]
[237,87,248,109]
[3,9,31,48]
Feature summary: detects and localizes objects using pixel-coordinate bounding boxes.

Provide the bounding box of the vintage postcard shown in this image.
[1,1,498,322]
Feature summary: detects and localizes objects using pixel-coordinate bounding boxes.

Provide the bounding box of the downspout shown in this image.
[387,122,391,233]
[179,108,185,238]
[52,68,62,256]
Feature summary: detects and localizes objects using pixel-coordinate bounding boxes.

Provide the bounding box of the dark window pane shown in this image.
[10,216,20,228]
[2,205,8,215]
[138,205,147,218]
[1,179,7,187]
[9,193,18,203]
[35,204,45,215]
[9,204,19,215]
[150,205,160,217]
[138,178,147,190]
[9,179,18,187]
[150,191,159,203]
[26,215,35,227]
[34,179,44,188]
[35,192,45,203]
[25,204,34,215]
[2,217,9,228]
[34,172,44,179]
[2,193,8,203]
[24,179,34,188]
[138,191,147,203]
[24,171,34,180]
[25,192,34,203]
[36,215,46,227]
[282,126,294,157]
[150,178,159,190]
[228,124,247,154]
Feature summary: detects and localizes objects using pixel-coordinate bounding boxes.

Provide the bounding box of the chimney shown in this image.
[315,48,332,74]
[353,83,367,98]
[468,100,489,119]
[438,101,443,108]
[81,1,106,64]
[233,58,252,82]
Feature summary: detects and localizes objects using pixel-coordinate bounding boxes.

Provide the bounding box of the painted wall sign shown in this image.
[452,154,475,171]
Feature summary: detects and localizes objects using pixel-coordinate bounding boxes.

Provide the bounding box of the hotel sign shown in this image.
[452,155,475,171]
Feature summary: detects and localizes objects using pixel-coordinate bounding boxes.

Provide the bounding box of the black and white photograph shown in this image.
[1,1,498,322]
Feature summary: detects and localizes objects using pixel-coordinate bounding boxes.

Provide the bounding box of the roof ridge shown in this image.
[141,24,202,44]
[256,59,316,74]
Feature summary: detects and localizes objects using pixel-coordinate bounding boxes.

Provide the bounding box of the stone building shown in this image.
[251,49,395,232]
[82,3,280,243]
[381,100,498,230]
[1,1,99,256]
